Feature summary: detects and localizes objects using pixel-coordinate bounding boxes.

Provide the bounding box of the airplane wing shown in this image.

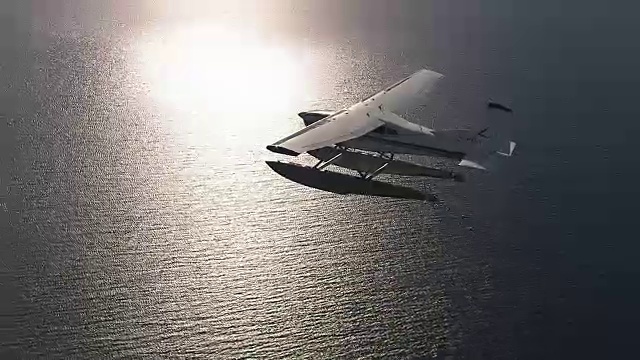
[267,69,443,156]
[267,109,384,156]
[374,68,443,114]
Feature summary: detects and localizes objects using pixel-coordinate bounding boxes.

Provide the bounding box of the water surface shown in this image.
[2,1,640,358]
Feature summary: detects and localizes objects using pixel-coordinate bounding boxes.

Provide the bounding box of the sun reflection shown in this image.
[135,23,315,170]
[138,25,305,117]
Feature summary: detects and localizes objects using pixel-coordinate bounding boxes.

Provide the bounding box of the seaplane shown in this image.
[266,68,516,200]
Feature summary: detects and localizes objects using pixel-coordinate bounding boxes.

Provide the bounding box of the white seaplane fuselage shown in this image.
[266,69,515,173]
[298,110,480,162]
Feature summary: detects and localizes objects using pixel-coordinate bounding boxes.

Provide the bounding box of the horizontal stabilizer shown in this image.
[459,158,488,171]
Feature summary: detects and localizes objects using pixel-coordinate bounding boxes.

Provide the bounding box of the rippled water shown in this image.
[2,0,640,358]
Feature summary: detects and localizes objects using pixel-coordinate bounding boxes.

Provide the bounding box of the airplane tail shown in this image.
[497,141,517,157]
[458,140,516,170]
[458,101,516,170]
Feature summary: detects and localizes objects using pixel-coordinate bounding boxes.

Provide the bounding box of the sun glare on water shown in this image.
[139,25,303,115]
[135,24,311,161]
[134,23,317,199]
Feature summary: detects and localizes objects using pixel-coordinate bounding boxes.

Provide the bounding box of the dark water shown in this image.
[2,0,640,358]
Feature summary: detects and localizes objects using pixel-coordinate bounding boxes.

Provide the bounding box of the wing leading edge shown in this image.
[267,69,443,155]
[268,109,384,156]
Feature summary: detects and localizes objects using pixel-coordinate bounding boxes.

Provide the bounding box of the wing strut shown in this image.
[311,147,394,180]
[314,152,343,170]
[365,162,390,180]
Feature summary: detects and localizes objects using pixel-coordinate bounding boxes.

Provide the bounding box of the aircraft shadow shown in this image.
[266,161,437,201]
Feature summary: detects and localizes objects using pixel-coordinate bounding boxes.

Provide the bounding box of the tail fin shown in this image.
[458,140,516,171]
[497,141,517,157]
[458,101,516,170]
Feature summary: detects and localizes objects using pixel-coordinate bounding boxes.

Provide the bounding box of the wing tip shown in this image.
[267,145,300,156]
[488,102,514,113]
